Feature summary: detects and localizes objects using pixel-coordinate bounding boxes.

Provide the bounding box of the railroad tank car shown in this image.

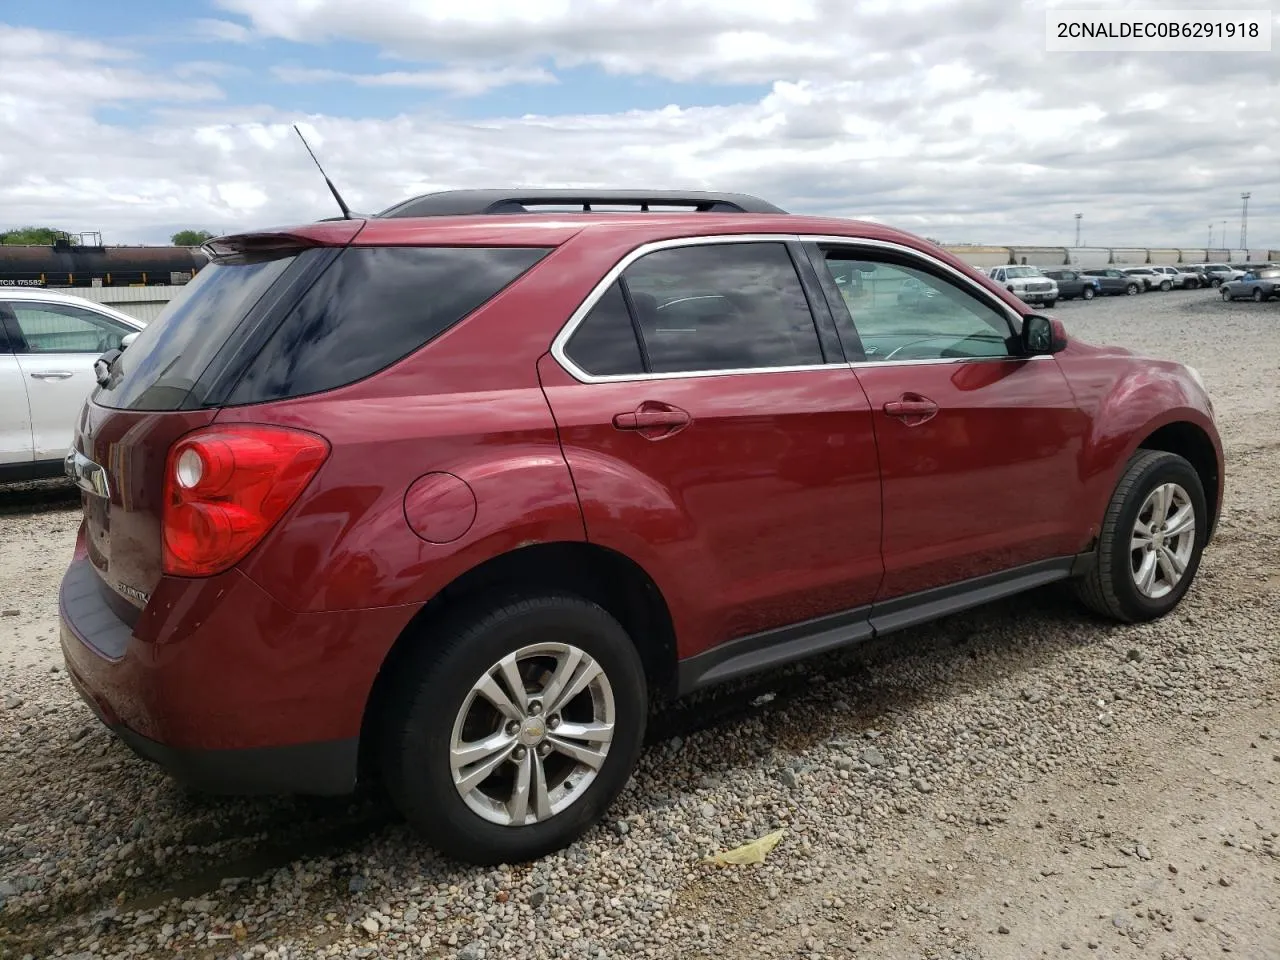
[1065,248,1111,268]
[1147,248,1180,265]
[942,246,1012,269]
[1008,246,1069,267]
[0,242,207,288]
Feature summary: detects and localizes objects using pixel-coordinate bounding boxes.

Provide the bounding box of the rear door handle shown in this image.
[883,394,939,424]
[612,402,691,438]
[29,371,74,380]
[883,400,937,416]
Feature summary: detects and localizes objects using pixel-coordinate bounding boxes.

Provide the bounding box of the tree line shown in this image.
[0,227,216,246]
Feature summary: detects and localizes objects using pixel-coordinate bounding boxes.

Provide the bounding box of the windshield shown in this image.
[1003,267,1042,278]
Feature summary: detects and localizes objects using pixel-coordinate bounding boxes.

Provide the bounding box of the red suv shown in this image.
[59,190,1222,865]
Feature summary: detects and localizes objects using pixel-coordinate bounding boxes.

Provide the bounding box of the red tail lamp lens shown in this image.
[162,425,330,577]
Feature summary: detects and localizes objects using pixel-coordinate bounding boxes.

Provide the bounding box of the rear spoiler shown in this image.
[203,220,367,260]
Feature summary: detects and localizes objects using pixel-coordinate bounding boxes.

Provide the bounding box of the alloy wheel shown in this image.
[449,642,615,827]
[1130,482,1196,600]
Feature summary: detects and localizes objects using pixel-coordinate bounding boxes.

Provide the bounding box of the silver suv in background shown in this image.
[1200,263,1245,287]
[987,265,1058,307]
[1150,265,1202,289]
[1122,267,1169,292]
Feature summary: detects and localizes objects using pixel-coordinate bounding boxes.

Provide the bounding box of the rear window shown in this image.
[94,255,296,410]
[226,246,549,404]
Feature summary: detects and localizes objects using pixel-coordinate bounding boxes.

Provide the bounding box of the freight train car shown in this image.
[0,240,207,288]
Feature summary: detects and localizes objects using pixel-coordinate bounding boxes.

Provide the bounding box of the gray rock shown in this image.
[998,924,1010,934]
[778,768,799,789]
[360,916,380,936]
[860,747,886,767]
[700,802,716,819]
[529,885,548,907]
[833,756,855,771]
[1135,843,1151,860]
[458,941,483,960]
[3,696,22,710]
[403,907,419,925]
[348,874,368,893]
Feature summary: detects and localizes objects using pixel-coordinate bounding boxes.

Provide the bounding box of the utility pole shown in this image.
[1208,223,1213,248]
[1240,192,1250,249]
[1074,213,1082,247]
[1222,220,1227,251]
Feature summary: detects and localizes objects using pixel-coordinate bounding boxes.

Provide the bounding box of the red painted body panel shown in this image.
[1052,337,1223,534]
[58,207,1225,790]
[537,354,884,659]
[60,529,415,750]
[852,357,1090,597]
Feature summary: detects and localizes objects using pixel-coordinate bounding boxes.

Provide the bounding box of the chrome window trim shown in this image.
[548,232,1033,384]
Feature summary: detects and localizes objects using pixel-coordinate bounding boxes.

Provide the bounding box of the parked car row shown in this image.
[989,261,1280,306]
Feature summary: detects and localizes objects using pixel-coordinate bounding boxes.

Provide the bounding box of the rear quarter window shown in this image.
[226,246,550,404]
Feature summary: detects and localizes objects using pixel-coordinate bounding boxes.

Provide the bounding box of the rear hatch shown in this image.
[72,219,555,615]
[72,224,361,615]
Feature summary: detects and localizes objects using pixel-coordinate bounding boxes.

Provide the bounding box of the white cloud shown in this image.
[271,64,557,96]
[192,18,254,43]
[0,3,1277,247]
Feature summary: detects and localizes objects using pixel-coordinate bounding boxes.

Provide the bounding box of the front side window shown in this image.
[4,302,131,354]
[819,250,1015,363]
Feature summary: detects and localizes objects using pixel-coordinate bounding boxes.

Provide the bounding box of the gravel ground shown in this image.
[1,288,1277,960]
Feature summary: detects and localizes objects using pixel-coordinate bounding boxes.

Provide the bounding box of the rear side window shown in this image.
[227,246,550,404]
[94,256,297,410]
[564,282,645,376]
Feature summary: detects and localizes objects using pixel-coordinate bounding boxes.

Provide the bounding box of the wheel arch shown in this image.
[1135,421,1222,541]
[357,540,678,776]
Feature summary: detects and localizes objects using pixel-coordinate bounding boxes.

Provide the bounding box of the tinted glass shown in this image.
[564,281,644,376]
[228,246,549,404]
[822,252,1013,362]
[7,302,131,354]
[94,256,296,410]
[620,243,822,373]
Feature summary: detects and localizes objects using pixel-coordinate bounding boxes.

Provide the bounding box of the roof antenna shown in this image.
[292,124,353,220]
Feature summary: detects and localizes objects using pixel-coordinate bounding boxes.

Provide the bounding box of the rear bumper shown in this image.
[58,547,416,796]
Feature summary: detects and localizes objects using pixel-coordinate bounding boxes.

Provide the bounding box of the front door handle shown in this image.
[29,371,74,380]
[883,394,938,424]
[612,402,692,439]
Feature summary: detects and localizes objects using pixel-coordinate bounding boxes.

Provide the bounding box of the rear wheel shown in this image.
[1159,280,1172,292]
[1210,277,1222,287]
[1252,288,1264,302]
[1074,450,1207,623]
[379,594,647,865]
[1082,286,1095,300]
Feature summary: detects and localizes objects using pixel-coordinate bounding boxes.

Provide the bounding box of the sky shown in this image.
[0,0,1276,248]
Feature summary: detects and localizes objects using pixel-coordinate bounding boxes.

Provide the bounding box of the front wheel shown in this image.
[1044,299,1057,308]
[1159,280,1172,292]
[1222,288,1232,301]
[1074,450,1207,623]
[1082,286,1096,300]
[1126,283,1140,295]
[1252,288,1264,302]
[379,594,648,865]
[1210,277,1222,287]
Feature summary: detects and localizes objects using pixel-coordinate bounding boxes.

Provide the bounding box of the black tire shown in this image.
[1044,299,1057,308]
[1074,450,1207,623]
[1221,288,1232,302]
[1082,286,1096,300]
[1159,280,1172,292]
[1252,288,1264,302]
[1211,277,1222,287]
[1126,283,1140,295]
[379,594,647,865]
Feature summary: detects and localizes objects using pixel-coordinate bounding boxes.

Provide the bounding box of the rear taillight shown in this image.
[162,425,330,577]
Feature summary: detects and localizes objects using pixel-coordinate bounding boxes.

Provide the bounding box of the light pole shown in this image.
[1222,220,1228,251]
[1208,223,1213,248]
[1074,213,1082,247]
[1240,192,1251,249]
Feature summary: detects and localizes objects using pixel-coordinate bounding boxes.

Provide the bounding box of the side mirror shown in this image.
[1022,314,1068,355]
[121,332,139,349]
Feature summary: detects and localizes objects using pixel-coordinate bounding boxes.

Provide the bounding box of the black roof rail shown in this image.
[375,189,787,218]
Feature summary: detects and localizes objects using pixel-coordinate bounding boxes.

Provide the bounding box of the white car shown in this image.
[1,288,143,484]
[1148,265,1202,290]
[986,265,1059,307]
